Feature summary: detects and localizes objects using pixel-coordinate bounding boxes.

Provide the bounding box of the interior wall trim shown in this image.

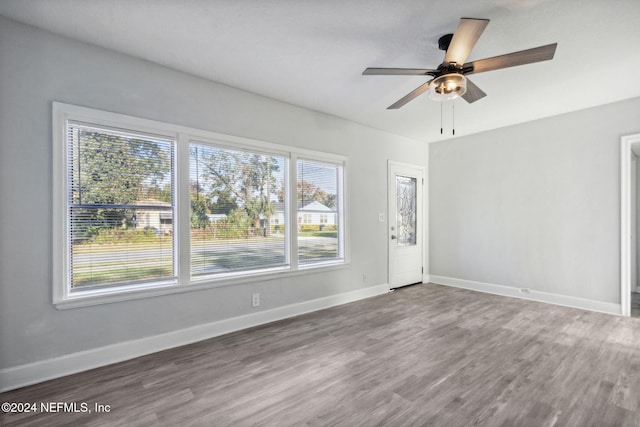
[621,133,640,317]
[0,284,389,393]
[429,275,621,316]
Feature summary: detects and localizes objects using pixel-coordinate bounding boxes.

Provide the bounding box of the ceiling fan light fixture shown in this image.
[428,73,467,101]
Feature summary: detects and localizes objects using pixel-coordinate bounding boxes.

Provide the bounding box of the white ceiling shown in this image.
[2,0,639,142]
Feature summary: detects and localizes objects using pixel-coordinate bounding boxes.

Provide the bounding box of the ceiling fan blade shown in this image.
[462,78,486,103]
[444,18,490,65]
[464,43,557,75]
[363,68,437,75]
[387,79,434,109]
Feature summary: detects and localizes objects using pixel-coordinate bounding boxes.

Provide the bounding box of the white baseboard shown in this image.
[0,284,389,393]
[429,275,621,316]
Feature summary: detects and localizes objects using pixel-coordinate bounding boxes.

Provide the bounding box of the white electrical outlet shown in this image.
[252,293,260,307]
[519,288,530,295]
[378,213,385,222]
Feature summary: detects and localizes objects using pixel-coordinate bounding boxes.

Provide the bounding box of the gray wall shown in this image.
[430,97,640,304]
[0,16,426,370]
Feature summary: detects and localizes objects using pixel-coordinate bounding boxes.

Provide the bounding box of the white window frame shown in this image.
[295,157,346,268]
[187,137,292,282]
[53,102,349,309]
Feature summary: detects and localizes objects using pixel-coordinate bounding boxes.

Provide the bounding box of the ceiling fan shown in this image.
[363,18,557,109]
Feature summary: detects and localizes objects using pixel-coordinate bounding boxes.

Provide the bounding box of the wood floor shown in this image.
[632,292,640,318]
[2,283,640,426]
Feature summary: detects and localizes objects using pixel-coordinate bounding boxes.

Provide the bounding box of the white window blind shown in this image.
[189,143,288,278]
[296,159,342,266]
[67,122,176,290]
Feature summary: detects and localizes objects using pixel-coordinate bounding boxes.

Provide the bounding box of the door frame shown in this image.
[620,133,640,316]
[387,160,428,288]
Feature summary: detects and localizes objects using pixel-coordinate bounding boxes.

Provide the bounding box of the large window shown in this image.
[53,103,347,307]
[297,159,343,266]
[189,143,288,278]
[67,123,176,291]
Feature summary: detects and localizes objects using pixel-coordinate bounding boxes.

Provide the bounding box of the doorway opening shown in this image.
[620,133,640,317]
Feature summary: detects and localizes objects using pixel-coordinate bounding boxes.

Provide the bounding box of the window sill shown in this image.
[54,262,350,310]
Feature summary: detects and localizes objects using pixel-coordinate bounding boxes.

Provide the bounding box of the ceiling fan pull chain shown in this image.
[452,102,455,135]
[440,100,443,135]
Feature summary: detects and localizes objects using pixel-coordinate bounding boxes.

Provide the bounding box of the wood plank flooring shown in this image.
[2,283,640,426]
[632,292,640,318]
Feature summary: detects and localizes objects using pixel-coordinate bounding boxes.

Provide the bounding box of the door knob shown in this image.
[391,235,397,240]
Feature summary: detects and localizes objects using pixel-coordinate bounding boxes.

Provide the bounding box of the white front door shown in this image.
[388,161,424,288]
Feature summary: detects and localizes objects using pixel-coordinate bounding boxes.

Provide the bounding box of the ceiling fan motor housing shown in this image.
[438,34,454,51]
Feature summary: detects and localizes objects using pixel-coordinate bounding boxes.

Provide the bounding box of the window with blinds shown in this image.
[297,159,342,266]
[189,143,288,278]
[67,122,176,290]
[54,103,346,306]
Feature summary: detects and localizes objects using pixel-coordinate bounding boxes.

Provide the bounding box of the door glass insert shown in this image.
[396,175,417,247]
